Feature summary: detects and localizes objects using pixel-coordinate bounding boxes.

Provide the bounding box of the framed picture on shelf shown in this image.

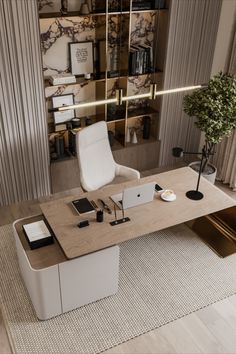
[52,93,75,124]
[69,41,94,76]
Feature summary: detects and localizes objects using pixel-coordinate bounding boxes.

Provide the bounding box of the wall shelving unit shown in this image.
[39,0,170,192]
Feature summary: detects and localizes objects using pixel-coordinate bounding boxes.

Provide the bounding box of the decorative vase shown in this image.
[126,127,131,143]
[80,1,90,15]
[86,0,92,12]
[143,116,151,139]
[131,129,138,144]
[71,118,81,128]
[85,116,92,126]
[55,135,65,157]
[60,0,68,15]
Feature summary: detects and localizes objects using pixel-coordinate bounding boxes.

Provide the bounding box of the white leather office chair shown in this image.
[76,121,140,191]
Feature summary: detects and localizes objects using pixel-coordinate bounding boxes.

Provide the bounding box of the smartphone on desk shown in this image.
[155,183,164,193]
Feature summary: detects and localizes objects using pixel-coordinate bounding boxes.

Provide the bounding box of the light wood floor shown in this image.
[0,169,236,354]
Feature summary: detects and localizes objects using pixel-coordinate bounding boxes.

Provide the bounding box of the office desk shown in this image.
[13,167,235,319]
[40,167,235,258]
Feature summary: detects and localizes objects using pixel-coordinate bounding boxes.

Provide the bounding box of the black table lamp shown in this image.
[172,147,207,200]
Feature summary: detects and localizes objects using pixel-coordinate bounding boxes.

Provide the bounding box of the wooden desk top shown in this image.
[40,167,235,259]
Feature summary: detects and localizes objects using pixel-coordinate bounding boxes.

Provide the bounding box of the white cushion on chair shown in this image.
[76,121,140,191]
[77,121,116,191]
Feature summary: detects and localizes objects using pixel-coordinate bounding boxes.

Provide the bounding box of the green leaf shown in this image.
[183,72,236,150]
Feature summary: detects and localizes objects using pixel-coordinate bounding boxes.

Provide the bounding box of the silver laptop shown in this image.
[110,182,155,210]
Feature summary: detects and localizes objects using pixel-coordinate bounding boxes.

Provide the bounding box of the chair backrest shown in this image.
[76,121,116,191]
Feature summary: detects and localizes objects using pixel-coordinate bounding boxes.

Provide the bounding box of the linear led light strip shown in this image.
[52,84,204,112]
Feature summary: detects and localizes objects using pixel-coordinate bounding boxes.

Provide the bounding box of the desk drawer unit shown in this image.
[59,246,119,313]
[13,217,120,320]
[13,226,62,320]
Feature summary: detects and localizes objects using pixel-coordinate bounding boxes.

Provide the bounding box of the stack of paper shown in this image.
[49,73,76,86]
[23,220,53,249]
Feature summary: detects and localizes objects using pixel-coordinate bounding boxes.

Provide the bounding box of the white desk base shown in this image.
[13,220,119,320]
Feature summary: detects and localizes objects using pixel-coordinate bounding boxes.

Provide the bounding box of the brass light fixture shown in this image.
[49,84,205,113]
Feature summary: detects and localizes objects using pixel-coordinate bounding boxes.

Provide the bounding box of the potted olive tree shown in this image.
[183,72,236,183]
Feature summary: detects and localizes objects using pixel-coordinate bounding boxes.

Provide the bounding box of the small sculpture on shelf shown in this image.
[126,126,131,143]
[60,0,68,15]
[80,0,90,15]
[131,128,138,144]
[84,73,91,80]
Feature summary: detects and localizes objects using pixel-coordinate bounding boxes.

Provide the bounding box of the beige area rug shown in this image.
[1,223,236,354]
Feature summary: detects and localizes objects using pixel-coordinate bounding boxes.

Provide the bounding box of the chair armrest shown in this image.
[115,164,140,180]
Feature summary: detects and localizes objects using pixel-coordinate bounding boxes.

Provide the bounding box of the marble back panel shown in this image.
[40,16,105,77]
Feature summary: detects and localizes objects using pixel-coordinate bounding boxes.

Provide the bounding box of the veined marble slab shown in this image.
[40,16,105,77]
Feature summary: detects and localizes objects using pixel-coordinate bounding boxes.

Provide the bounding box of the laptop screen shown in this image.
[110,182,155,210]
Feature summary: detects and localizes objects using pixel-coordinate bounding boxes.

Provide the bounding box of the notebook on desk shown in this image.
[71,198,95,214]
[110,182,155,210]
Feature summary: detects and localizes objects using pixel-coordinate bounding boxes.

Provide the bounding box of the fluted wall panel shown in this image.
[213,28,236,190]
[158,0,222,166]
[0,0,50,206]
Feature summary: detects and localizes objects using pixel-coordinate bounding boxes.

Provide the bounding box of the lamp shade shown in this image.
[172,147,184,158]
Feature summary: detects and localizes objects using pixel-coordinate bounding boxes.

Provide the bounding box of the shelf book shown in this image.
[129,45,154,75]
